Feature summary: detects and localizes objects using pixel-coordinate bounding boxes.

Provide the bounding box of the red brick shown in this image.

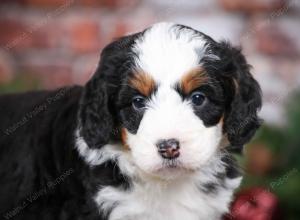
[0,52,14,83]
[0,17,64,51]
[0,0,26,5]
[0,18,31,51]
[256,24,299,57]
[68,20,101,53]
[78,0,116,7]
[219,0,287,13]
[110,22,128,39]
[79,0,138,9]
[29,22,63,48]
[24,0,71,8]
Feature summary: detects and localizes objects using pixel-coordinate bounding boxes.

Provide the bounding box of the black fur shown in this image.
[79,32,142,149]
[211,41,262,151]
[0,87,129,220]
[0,24,261,220]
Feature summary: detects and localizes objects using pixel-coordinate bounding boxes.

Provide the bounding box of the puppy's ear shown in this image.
[218,42,262,152]
[78,33,140,149]
[79,75,112,149]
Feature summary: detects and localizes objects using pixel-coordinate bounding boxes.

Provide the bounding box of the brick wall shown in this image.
[0,0,299,124]
[0,0,140,88]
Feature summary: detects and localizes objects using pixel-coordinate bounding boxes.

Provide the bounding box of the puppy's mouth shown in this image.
[162,158,181,168]
[152,159,196,177]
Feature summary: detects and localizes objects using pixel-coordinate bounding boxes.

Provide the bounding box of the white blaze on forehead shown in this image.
[133,22,208,85]
[125,22,223,175]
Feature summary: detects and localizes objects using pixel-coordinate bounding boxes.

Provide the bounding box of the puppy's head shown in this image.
[79,23,262,179]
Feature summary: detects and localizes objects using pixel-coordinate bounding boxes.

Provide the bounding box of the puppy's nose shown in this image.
[156,139,180,159]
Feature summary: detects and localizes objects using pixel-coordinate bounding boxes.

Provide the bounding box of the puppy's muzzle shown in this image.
[156,139,180,159]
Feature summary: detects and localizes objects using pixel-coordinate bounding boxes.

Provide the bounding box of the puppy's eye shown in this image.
[132,96,146,110]
[190,91,206,106]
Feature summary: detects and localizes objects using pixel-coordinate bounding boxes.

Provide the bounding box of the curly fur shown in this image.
[0,22,261,220]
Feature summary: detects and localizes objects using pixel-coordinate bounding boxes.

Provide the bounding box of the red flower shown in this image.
[224,187,281,220]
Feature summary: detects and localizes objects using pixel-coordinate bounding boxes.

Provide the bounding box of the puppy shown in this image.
[0,22,262,220]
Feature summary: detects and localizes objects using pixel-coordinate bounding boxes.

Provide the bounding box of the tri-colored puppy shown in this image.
[0,22,262,220]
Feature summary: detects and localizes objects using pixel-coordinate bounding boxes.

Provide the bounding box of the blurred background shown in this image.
[0,0,299,219]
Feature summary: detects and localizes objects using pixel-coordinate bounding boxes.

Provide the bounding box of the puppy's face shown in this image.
[119,72,223,178]
[80,22,261,180]
[117,24,229,178]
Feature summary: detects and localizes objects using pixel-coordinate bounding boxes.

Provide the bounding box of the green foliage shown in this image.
[0,75,41,94]
[242,91,300,219]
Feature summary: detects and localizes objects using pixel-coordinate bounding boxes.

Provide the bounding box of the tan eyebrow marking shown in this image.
[121,128,130,150]
[180,67,207,94]
[129,71,156,96]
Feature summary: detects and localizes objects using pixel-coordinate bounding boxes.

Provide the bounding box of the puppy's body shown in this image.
[0,88,94,219]
[0,23,261,220]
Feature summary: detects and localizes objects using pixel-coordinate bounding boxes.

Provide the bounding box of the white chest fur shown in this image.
[75,134,241,220]
[76,134,242,220]
[94,173,242,220]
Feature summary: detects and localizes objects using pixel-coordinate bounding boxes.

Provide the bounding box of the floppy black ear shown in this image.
[79,74,112,149]
[218,42,262,152]
[78,33,141,149]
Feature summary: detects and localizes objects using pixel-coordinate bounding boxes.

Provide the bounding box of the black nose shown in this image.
[156,139,180,159]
